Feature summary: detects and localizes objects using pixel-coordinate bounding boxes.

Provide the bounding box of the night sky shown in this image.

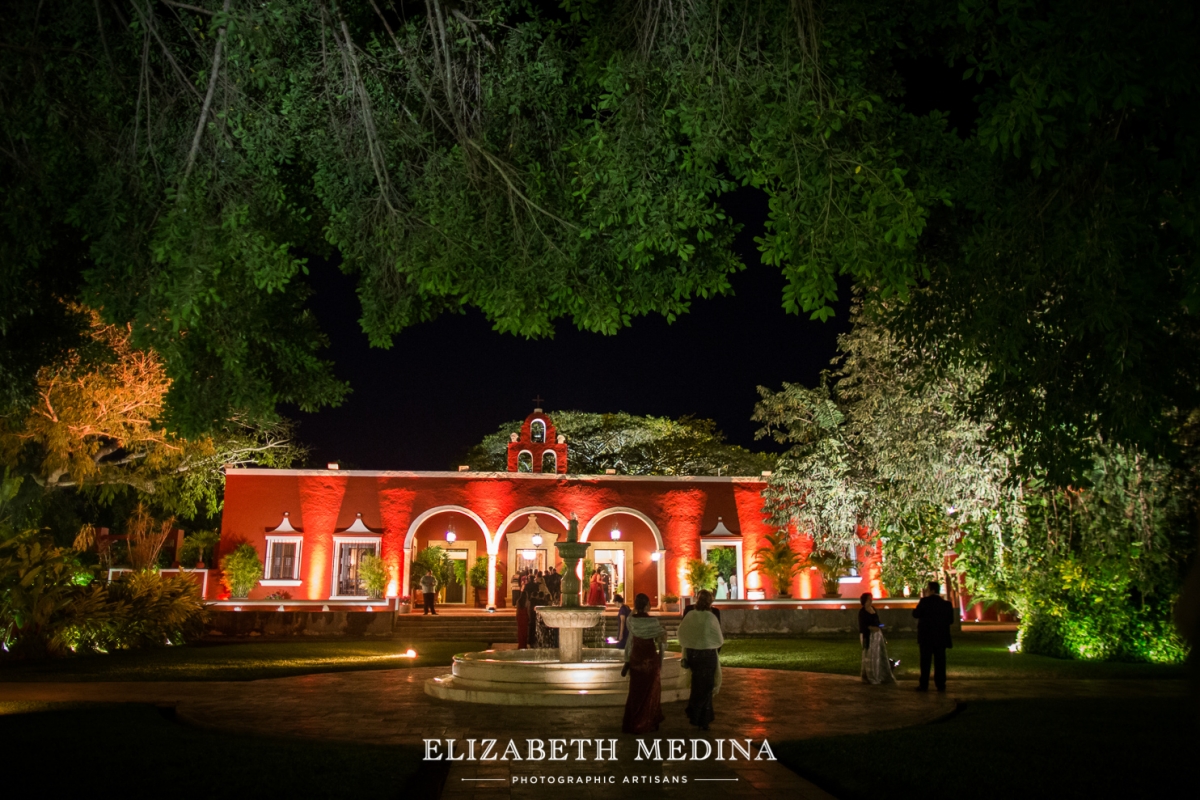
[289,186,850,470]
[286,57,966,471]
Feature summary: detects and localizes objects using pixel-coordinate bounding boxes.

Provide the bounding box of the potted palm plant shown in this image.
[468,557,506,607]
[754,530,800,598]
[804,550,859,597]
[685,558,718,601]
[178,529,220,569]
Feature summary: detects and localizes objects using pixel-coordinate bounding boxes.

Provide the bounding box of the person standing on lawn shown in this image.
[912,581,955,691]
[420,569,439,616]
[859,592,896,685]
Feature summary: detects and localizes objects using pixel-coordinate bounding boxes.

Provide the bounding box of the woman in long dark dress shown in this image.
[676,589,724,730]
[515,587,530,650]
[613,593,632,649]
[859,592,896,684]
[621,593,665,734]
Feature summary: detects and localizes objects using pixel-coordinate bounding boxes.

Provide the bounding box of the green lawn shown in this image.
[774,696,1197,799]
[0,639,486,682]
[670,632,1186,680]
[0,702,432,798]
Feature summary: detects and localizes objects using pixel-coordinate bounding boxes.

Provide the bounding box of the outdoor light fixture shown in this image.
[405,648,417,658]
[445,523,457,543]
[610,523,621,540]
[532,532,543,546]
[651,551,661,562]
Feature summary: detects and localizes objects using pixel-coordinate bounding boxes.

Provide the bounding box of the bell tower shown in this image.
[507,407,568,474]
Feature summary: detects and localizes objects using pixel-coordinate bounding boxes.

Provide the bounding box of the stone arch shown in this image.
[403,505,491,552]
[492,506,570,552]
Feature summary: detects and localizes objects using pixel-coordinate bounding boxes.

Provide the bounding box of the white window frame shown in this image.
[330,535,383,600]
[262,535,303,586]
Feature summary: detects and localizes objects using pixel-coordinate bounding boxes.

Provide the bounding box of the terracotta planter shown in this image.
[397,603,412,614]
[664,601,680,613]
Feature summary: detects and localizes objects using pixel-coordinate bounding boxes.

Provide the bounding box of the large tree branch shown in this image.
[181,0,231,185]
[128,0,204,103]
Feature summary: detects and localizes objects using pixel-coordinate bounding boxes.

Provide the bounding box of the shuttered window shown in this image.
[267,541,298,580]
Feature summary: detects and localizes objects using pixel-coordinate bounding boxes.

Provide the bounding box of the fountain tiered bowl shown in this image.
[425,514,687,705]
[424,605,689,706]
[424,646,689,707]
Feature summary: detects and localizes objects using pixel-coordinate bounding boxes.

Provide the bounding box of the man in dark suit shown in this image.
[912,580,955,691]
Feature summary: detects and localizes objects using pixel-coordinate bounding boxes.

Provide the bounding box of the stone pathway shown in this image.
[0,669,1184,798]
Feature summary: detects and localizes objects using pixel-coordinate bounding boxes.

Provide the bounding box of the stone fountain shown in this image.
[425,513,689,706]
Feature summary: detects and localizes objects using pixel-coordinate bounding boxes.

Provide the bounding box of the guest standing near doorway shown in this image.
[587,571,606,605]
[516,587,531,649]
[420,570,439,616]
[676,589,724,730]
[859,592,896,684]
[621,593,665,733]
[546,566,561,603]
[913,581,955,691]
[613,594,631,649]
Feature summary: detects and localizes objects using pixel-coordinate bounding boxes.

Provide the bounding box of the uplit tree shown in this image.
[759,305,1195,661]
[0,308,303,518]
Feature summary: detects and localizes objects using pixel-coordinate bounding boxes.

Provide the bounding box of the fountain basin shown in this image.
[424,648,691,706]
[535,606,605,628]
[535,605,606,662]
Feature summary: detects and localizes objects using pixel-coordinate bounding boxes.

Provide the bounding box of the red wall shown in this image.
[217,470,773,602]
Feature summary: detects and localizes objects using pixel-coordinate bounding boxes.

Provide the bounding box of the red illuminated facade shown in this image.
[214,410,884,609]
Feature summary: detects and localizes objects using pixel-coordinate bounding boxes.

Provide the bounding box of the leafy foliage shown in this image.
[0,0,944,433]
[0,307,305,519]
[761,303,1193,661]
[804,549,858,597]
[685,558,718,594]
[0,532,91,657]
[357,553,389,599]
[219,543,262,598]
[753,529,801,598]
[464,410,774,475]
[411,545,452,593]
[55,570,209,654]
[178,529,222,567]
[467,556,503,591]
[706,546,738,589]
[1,530,206,658]
[898,0,1200,477]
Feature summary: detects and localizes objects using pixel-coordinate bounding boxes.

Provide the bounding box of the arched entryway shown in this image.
[402,506,491,605]
[581,508,665,608]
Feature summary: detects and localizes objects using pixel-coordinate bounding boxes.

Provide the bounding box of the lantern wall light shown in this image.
[445,523,457,543]
[650,551,661,562]
[610,523,621,541]
[532,532,543,546]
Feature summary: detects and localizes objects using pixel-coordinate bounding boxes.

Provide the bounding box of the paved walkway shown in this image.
[0,669,1184,798]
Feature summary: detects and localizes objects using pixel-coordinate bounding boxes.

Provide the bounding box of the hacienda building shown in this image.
[210,408,890,611]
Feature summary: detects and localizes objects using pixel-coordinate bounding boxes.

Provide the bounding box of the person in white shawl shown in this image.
[677,589,724,730]
[621,593,666,733]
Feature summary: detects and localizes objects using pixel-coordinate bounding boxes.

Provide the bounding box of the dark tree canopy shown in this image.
[1,0,1197,481]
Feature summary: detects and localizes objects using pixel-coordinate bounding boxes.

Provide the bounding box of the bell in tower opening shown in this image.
[507,406,568,474]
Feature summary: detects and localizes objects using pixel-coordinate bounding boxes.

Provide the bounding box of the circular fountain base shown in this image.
[425,648,691,706]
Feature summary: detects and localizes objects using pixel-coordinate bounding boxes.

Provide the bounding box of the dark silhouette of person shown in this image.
[912,580,955,691]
